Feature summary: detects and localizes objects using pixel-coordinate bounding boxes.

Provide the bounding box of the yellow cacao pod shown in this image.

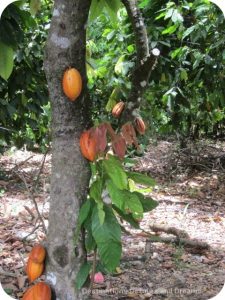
[62,68,82,101]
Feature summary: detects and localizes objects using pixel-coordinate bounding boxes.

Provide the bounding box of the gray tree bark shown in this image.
[44,1,91,299]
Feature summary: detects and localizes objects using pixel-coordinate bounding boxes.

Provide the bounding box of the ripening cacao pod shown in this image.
[22,285,34,300]
[80,129,97,161]
[33,282,51,300]
[22,282,51,300]
[26,258,44,282]
[29,244,46,264]
[112,101,125,118]
[62,68,82,101]
[134,117,146,135]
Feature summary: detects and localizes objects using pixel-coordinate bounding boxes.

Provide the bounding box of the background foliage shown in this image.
[0,0,225,152]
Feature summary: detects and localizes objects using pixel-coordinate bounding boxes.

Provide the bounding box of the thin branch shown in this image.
[90,249,97,295]
[14,171,47,234]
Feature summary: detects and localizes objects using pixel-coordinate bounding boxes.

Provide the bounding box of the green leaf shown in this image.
[182,25,196,40]
[127,172,156,187]
[75,262,91,289]
[106,180,143,215]
[92,205,121,272]
[133,193,158,212]
[103,155,128,190]
[90,179,103,203]
[112,205,140,229]
[106,180,125,210]
[78,199,91,226]
[30,0,41,16]
[124,191,143,216]
[162,24,178,35]
[180,68,188,82]
[97,204,105,225]
[106,87,121,112]
[0,42,14,80]
[84,216,96,251]
[89,0,105,22]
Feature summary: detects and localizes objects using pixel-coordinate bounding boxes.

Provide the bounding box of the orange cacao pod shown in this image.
[112,101,125,118]
[33,282,51,300]
[62,68,82,101]
[135,117,146,135]
[26,258,44,282]
[22,285,34,300]
[22,282,51,300]
[80,129,97,161]
[29,244,46,264]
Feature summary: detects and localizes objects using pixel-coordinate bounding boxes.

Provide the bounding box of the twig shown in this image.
[24,205,35,219]
[33,149,49,192]
[90,249,97,295]
[11,155,34,172]
[13,171,47,234]
[146,236,210,250]
[148,222,189,238]
[22,224,41,241]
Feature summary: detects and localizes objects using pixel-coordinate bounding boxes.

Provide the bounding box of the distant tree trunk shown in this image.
[44,0,91,299]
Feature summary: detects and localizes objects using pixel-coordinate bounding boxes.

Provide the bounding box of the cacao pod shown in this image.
[33,282,51,300]
[22,282,51,300]
[26,258,44,282]
[29,244,46,264]
[112,101,125,118]
[134,117,146,135]
[112,134,126,160]
[22,286,34,300]
[80,129,97,161]
[62,68,82,101]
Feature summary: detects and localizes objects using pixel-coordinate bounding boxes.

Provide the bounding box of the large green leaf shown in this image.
[90,178,103,203]
[89,0,105,22]
[113,205,140,229]
[78,199,91,226]
[106,179,143,215]
[103,155,127,190]
[124,191,143,216]
[127,172,156,187]
[84,216,96,252]
[133,192,158,212]
[75,262,91,289]
[106,180,125,210]
[0,42,14,80]
[92,205,121,272]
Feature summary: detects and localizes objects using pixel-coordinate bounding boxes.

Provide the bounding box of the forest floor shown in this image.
[0,138,225,300]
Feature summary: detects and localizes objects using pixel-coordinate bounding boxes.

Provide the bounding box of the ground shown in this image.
[0,139,225,300]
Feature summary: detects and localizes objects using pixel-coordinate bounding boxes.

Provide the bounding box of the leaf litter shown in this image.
[0,139,225,299]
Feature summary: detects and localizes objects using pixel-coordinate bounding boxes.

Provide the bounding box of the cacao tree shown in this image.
[43,0,158,298]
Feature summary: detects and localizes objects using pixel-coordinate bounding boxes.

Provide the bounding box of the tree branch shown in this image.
[121,0,149,61]
[121,0,160,121]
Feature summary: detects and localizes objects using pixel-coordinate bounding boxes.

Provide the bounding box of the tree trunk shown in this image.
[44,1,91,299]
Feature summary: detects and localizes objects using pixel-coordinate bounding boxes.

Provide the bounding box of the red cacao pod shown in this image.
[26,258,44,282]
[29,244,46,264]
[112,101,125,118]
[80,129,97,161]
[134,117,146,135]
[112,134,126,160]
[62,68,82,101]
